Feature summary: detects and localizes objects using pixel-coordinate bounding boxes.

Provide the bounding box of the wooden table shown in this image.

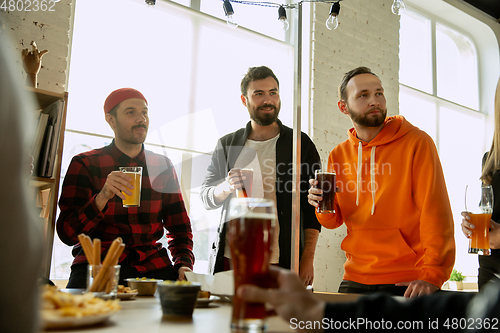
[42,295,293,333]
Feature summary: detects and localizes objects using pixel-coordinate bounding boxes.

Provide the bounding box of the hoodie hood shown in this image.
[347,115,416,147]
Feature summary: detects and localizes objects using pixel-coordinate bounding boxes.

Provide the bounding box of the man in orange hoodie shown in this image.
[308,67,455,298]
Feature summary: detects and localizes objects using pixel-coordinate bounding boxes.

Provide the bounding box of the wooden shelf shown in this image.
[26,87,66,109]
[30,176,56,187]
[27,87,69,278]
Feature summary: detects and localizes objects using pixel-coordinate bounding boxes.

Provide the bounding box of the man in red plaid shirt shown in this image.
[57,88,195,288]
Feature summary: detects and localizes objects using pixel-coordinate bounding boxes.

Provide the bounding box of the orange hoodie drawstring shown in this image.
[356,141,376,215]
[356,141,362,206]
[370,146,376,215]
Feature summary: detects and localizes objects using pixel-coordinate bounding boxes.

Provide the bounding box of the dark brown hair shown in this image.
[338,66,380,101]
[240,66,279,97]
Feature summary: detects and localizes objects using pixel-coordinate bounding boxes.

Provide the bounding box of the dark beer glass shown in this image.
[315,169,336,213]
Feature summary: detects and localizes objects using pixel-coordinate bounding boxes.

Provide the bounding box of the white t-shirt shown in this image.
[224,134,280,264]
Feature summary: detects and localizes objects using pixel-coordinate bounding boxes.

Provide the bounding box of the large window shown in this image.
[399,7,485,277]
[51,0,296,280]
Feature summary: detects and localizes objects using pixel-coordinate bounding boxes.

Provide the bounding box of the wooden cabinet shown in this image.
[28,87,68,278]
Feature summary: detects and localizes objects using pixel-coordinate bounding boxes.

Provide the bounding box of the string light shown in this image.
[325,1,340,30]
[223,0,239,28]
[391,0,405,15]
[278,6,290,32]
[214,0,404,32]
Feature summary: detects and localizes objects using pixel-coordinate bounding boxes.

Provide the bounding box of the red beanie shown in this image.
[103,88,148,114]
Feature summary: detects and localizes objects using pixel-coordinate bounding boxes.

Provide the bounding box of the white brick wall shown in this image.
[309,0,400,292]
[0,0,73,93]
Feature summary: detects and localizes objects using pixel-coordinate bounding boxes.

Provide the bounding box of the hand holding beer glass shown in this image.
[119,166,142,207]
[463,184,493,256]
[228,198,276,332]
[233,168,253,198]
[314,169,336,213]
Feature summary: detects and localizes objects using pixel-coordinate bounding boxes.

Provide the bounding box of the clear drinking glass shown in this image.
[227,198,276,332]
[119,166,142,207]
[467,184,493,256]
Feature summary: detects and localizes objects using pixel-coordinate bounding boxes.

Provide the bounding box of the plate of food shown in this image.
[41,311,117,330]
[117,285,138,300]
[40,286,120,330]
[196,290,219,308]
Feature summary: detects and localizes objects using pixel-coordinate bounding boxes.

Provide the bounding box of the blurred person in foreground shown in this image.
[0,29,43,332]
[200,66,321,285]
[462,76,500,290]
[56,88,194,288]
[308,67,455,297]
[238,266,498,333]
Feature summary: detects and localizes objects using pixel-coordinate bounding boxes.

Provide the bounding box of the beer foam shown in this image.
[317,171,336,175]
[239,212,277,220]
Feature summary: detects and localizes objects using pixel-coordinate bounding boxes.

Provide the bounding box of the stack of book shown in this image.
[31,100,64,178]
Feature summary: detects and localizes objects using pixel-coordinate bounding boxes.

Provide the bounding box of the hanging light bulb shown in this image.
[391,0,406,15]
[145,0,156,6]
[223,0,238,28]
[326,2,340,30]
[278,6,290,32]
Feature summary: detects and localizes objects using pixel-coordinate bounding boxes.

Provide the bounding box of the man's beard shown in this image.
[249,103,280,126]
[116,121,148,144]
[348,107,387,128]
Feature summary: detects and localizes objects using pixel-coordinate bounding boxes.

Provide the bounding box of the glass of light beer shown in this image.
[227,198,276,332]
[314,169,336,213]
[234,168,254,198]
[468,184,493,256]
[119,166,142,208]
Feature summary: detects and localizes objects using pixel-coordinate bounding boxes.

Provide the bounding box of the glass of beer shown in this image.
[314,169,336,213]
[468,184,493,256]
[234,168,254,198]
[227,197,276,332]
[119,166,142,207]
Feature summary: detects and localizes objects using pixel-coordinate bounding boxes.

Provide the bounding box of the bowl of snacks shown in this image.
[158,280,201,320]
[125,277,162,296]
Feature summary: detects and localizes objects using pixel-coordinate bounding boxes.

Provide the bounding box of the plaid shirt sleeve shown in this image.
[56,155,107,246]
[161,160,195,270]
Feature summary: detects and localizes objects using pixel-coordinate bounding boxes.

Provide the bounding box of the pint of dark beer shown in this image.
[227,198,276,332]
[315,169,336,213]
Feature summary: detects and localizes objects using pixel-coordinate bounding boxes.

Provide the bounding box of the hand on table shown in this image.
[299,256,314,287]
[395,280,439,298]
[177,266,192,281]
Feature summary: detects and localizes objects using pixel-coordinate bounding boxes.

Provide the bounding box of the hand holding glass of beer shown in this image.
[314,169,336,213]
[119,166,142,208]
[465,184,493,256]
[227,197,276,332]
[232,168,254,198]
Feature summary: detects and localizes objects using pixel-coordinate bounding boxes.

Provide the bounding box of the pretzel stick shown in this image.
[78,234,94,266]
[83,235,94,264]
[112,244,125,265]
[90,238,122,292]
[93,238,101,266]
[104,244,125,293]
[104,267,115,294]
